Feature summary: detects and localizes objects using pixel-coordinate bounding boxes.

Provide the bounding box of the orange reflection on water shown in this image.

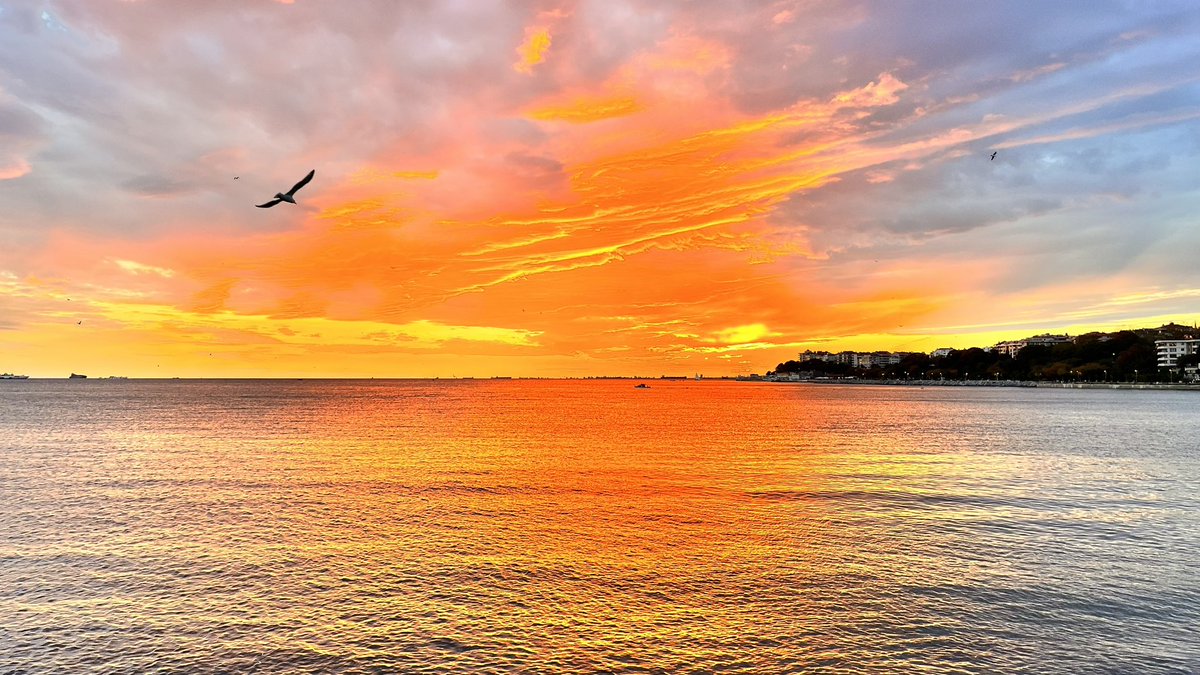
[183,381,963,665]
[8,379,1185,671]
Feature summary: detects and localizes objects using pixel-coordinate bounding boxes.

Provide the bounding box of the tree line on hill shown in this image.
[770,324,1200,383]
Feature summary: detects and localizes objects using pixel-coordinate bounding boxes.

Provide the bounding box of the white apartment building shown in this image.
[855,352,903,368]
[798,350,838,363]
[1155,339,1200,368]
[797,350,908,368]
[992,334,1072,357]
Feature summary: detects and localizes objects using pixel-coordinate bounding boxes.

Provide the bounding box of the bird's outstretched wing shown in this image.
[286,169,315,197]
[256,198,283,208]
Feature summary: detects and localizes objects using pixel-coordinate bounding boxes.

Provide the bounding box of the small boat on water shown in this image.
[634,383,650,389]
[68,373,88,379]
[0,373,29,379]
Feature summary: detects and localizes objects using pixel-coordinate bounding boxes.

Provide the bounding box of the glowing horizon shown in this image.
[2,2,1199,378]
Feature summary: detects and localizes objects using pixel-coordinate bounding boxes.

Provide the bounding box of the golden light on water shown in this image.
[2,379,1198,671]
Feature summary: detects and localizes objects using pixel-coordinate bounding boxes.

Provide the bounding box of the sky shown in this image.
[2,0,1199,378]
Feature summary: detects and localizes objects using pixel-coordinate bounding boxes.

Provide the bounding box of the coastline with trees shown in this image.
[767,324,1200,386]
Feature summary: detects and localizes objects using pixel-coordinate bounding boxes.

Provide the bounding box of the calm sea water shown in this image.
[1,379,1198,674]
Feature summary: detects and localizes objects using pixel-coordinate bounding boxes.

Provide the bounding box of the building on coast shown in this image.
[1155,339,1200,368]
[991,334,1072,357]
[797,350,911,368]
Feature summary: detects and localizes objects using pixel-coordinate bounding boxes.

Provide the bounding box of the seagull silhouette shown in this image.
[256,169,315,208]
[990,151,997,161]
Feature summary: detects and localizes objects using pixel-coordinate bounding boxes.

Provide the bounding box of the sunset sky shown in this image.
[2,1,1199,378]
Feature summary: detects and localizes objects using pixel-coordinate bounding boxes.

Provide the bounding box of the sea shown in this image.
[1,379,1197,674]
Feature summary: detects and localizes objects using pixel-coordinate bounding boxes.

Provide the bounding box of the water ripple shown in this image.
[1,380,1198,673]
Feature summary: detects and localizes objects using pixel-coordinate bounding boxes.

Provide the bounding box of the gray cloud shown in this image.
[766,91,1200,296]
[122,174,195,197]
[0,0,546,240]
[0,98,44,172]
[505,151,564,176]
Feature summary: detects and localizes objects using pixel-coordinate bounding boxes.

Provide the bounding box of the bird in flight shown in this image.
[990,151,997,160]
[256,169,315,208]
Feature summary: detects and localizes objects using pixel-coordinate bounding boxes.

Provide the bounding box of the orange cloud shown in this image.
[348,168,439,184]
[528,96,643,123]
[11,61,939,378]
[112,259,175,278]
[514,26,552,74]
[7,14,1196,380]
[709,323,776,344]
[643,34,731,75]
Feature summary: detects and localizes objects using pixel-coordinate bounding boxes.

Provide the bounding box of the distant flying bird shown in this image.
[256,169,315,208]
[990,151,997,160]
[234,176,239,180]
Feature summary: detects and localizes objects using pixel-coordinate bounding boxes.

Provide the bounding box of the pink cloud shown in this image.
[0,157,31,180]
[833,72,908,108]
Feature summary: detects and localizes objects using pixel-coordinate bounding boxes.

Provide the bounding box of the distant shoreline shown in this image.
[3,377,1197,390]
[776,378,1200,391]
